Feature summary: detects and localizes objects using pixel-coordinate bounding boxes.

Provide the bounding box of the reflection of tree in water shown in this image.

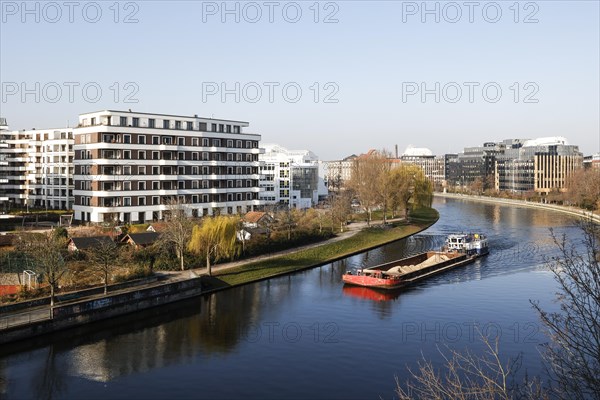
[33,346,68,400]
[195,284,263,353]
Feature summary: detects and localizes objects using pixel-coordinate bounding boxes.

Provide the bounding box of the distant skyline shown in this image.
[1,1,599,159]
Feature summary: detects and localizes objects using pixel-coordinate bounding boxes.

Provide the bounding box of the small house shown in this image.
[242,211,273,229]
[120,232,161,249]
[68,236,114,252]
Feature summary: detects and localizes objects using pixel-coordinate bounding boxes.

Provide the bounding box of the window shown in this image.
[186,121,193,130]
[123,150,131,160]
[163,136,172,145]
[152,151,159,160]
[226,125,232,133]
[152,181,160,190]
[236,140,242,148]
[192,152,199,161]
[139,181,146,190]
[124,197,131,206]
[178,152,185,160]
[202,180,209,189]
[149,119,155,128]
[192,138,199,146]
[138,197,146,206]
[124,182,131,190]
[227,139,233,148]
[227,180,233,188]
[178,137,185,146]
[213,139,221,147]
[120,116,127,126]
[152,166,159,175]
[138,135,146,144]
[202,195,209,203]
[211,123,217,132]
[219,124,224,132]
[178,166,185,175]
[234,126,240,134]
[163,120,170,129]
[192,166,198,175]
[138,166,146,175]
[245,141,251,148]
[91,117,96,125]
[236,180,242,188]
[202,138,210,146]
[202,152,209,161]
[138,150,146,160]
[175,121,181,130]
[132,118,139,127]
[152,196,160,205]
[152,136,159,144]
[192,180,199,189]
[192,195,199,203]
[123,166,131,176]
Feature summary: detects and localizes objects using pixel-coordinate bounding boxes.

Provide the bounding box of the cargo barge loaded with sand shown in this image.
[342,234,489,290]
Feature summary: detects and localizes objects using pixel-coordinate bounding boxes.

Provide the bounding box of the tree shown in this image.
[564,168,600,211]
[188,216,240,276]
[158,198,194,271]
[396,334,546,400]
[389,164,433,219]
[330,191,352,232]
[348,151,384,226]
[532,220,600,400]
[17,232,68,312]
[85,238,120,294]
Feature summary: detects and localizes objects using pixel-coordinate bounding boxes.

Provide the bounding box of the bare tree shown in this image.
[158,197,194,271]
[330,191,352,232]
[17,232,68,311]
[564,168,600,211]
[85,238,120,294]
[348,151,383,226]
[532,220,600,400]
[396,334,546,400]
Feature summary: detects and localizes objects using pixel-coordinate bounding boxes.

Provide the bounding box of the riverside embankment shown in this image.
[0,207,439,345]
[435,192,600,223]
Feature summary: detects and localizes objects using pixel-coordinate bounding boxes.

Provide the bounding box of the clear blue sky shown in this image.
[1,1,599,159]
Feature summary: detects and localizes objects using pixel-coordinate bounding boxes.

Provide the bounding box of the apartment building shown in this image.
[0,123,74,211]
[0,118,9,204]
[73,110,264,224]
[323,155,357,192]
[259,144,326,209]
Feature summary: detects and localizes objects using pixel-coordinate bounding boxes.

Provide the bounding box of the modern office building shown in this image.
[446,142,505,188]
[72,110,264,224]
[259,144,326,209]
[494,137,582,195]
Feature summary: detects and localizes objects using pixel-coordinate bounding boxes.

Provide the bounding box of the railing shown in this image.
[0,309,50,330]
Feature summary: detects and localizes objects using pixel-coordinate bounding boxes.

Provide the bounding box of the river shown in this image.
[0,197,584,399]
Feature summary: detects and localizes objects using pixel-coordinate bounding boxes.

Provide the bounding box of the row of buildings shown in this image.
[324,138,597,196]
[0,110,326,224]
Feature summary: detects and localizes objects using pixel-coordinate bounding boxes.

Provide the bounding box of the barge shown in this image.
[342,233,489,290]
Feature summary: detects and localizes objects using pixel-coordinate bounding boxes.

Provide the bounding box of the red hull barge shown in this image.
[342,251,477,290]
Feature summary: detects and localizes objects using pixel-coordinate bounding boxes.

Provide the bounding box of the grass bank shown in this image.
[212,207,439,287]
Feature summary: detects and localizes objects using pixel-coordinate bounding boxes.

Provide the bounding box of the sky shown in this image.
[1,0,599,160]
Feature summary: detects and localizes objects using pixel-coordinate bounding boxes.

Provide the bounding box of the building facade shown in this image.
[400,146,446,187]
[73,110,263,223]
[259,144,325,209]
[0,123,74,210]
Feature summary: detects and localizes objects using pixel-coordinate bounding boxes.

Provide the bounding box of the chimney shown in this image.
[395,144,398,159]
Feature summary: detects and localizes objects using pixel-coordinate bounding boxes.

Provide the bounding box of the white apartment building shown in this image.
[259,144,326,209]
[73,110,264,224]
[0,118,9,204]
[0,121,74,210]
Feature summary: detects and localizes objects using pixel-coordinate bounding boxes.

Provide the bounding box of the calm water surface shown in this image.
[0,198,584,399]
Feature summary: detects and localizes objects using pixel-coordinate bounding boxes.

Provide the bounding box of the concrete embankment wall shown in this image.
[435,193,600,224]
[0,277,202,345]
